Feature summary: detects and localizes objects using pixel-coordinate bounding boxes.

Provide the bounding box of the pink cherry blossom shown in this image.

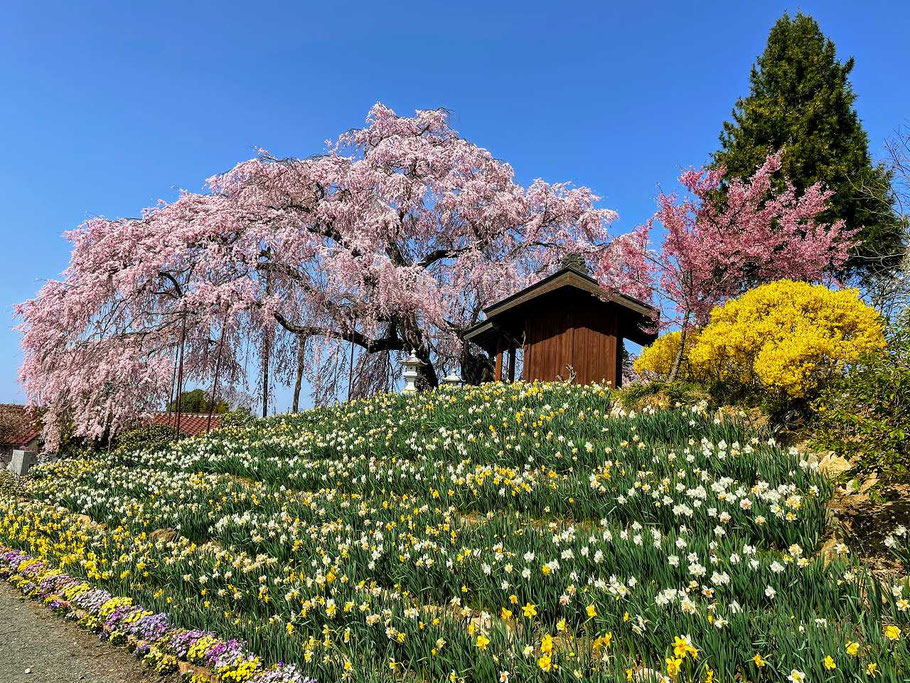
[17,104,648,447]
[657,152,854,326]
[628,151,855,379]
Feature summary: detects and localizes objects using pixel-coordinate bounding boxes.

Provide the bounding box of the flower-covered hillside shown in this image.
[1,382,908,681]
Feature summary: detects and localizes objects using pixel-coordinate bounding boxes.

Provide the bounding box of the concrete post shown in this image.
[7,449,37,476]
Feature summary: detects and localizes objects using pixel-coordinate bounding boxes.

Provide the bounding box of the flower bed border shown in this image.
[0,545,314,683]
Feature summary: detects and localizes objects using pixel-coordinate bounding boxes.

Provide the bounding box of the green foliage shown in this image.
[114,424,179,452]
[12,382,891,681]
[886,526,910,571]
[615,380,710,411]
[0,471,23,496]
[166,388,229,414]
[219,407,254,429]
[811,314,910,481]
[714,12,906,283]
[9,383,910,679]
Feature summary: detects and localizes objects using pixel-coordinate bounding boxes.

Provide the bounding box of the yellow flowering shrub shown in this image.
[634,329,701,381]
[689,280,886,398]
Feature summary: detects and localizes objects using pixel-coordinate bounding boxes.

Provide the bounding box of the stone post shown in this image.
[7,449,37,476]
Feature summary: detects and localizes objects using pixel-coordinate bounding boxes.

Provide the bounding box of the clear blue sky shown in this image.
[1,0,907,411]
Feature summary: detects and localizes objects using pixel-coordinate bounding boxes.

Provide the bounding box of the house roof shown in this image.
[150,412,221,436]
[463,265,658,349]
[0,404,41,448]
[0,406,221,448]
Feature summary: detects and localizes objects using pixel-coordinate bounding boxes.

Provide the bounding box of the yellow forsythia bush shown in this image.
[634,329,701,381]
[689,280,886,398]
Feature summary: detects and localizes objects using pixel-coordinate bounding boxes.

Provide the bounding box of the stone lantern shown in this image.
[441,373,463,388]
[401,349,423,393]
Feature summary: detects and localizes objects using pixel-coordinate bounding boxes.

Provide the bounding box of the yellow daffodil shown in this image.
[672,635,698,660]
[541,633,553,654]
[537,653,552,672]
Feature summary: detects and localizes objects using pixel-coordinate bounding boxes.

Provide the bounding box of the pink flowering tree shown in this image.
[639,151,856,380]
[17,104,648,448]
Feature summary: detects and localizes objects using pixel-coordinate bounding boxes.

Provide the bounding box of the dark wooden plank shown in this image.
[518,294,626,386]
[615,336,624,388]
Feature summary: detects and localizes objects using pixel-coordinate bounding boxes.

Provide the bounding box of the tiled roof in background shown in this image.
[150,412,221,436]
[0,404,41,447]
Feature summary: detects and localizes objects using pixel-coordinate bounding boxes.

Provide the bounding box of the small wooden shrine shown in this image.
[462,258,657,387]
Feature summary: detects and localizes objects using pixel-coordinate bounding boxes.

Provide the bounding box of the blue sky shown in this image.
[1,0,907,411]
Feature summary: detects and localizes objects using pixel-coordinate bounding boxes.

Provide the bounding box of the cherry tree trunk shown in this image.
[175,314,187,435]
[292,335,306,413]
[207,324,226,432]
[668,311,690,383]
[261,333,270,418]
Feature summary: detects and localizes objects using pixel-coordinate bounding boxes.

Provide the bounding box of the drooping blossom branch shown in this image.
[17,104,649,447]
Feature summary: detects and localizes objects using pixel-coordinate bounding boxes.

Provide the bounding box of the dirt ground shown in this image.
[827,480,910,577]
[0,580,166,683]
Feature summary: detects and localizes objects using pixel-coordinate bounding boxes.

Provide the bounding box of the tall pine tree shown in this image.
[714,12,905,285]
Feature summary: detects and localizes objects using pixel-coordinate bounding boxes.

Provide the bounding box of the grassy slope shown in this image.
[1,382,908,681]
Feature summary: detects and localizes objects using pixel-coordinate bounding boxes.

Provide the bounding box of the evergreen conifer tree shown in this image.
[714,12,905,284]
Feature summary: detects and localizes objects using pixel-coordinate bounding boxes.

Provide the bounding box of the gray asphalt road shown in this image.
[0,580,164,683]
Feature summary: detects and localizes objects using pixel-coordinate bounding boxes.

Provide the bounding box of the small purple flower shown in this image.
[165,628,212,658]
[205,638,246,669]
[0,547,317,683]
[251,664,318,683]
[131,613,170,641]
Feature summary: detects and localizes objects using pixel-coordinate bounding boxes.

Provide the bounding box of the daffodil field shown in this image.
[1,383,908,682]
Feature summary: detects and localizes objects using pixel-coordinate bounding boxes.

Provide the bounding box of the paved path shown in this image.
[0,580,165,683]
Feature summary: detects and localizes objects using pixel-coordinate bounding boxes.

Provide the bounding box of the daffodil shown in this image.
[672,635,698,660]
[537,653,552,672]
[541,633,553,654]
